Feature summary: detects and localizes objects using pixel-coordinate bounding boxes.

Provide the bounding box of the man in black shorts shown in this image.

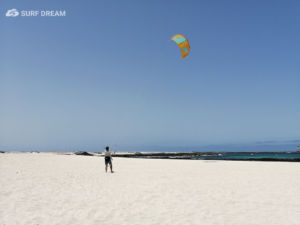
[104,146,113,173]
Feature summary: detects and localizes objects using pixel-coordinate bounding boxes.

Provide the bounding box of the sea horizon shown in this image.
[1,143,298,153]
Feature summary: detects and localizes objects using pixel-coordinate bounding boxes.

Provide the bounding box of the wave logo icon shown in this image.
[6,9,19,17]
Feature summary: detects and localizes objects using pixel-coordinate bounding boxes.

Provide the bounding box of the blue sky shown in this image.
[1,1,299,152]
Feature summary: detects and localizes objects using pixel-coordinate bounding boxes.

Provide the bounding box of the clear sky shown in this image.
[1,1,299,152]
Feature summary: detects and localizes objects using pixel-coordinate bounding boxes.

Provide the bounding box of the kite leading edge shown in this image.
[170,34,190,59]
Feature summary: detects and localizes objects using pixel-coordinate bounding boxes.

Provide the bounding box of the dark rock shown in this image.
[0,151,5,153]
[74,151,93,156]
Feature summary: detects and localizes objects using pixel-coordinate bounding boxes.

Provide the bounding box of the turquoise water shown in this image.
[133,151,300,161]
[192,152,300,160]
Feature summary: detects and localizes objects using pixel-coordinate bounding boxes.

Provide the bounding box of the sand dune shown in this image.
[0,153,299,224]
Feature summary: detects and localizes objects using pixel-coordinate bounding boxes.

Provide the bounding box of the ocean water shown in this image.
[187,152,300,160]
[129,151,300,161]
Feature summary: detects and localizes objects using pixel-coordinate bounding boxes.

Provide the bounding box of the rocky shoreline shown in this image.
[77,151,300,162]
[110,152,300,162]
[1,151,299,162]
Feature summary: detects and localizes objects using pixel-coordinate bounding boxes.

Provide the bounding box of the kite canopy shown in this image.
[170,34,190,59]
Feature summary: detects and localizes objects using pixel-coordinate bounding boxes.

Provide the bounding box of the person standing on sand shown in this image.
[104,146,113,173]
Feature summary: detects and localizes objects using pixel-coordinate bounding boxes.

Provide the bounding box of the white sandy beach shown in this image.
[0,152,299,225]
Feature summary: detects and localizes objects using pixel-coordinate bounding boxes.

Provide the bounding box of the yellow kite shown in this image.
[170,34,190,59]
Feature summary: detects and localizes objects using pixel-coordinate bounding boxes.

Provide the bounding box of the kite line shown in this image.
[108,34,190,152]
